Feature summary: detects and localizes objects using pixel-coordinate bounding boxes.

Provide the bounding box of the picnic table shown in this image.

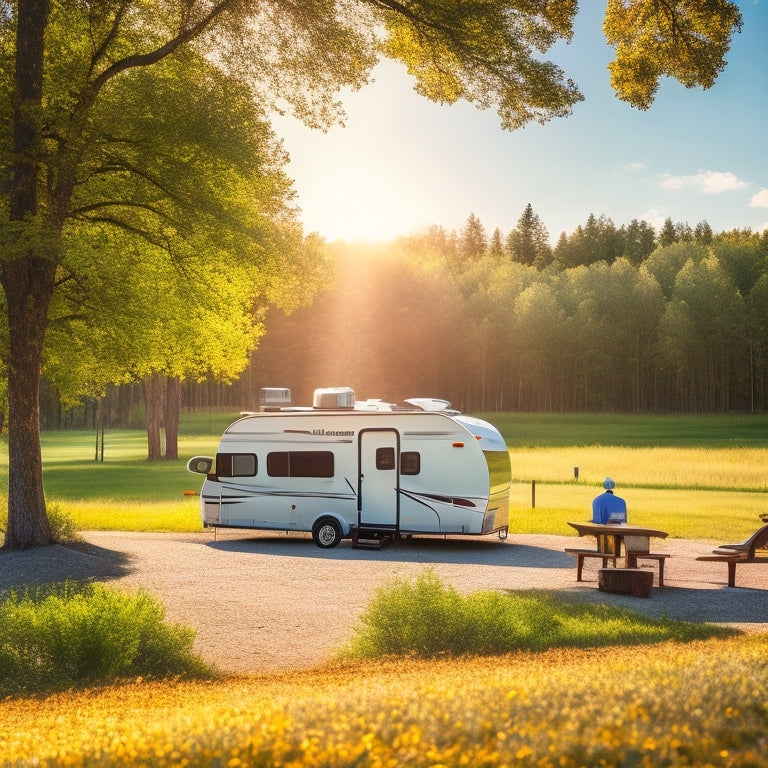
[566,521,670,587]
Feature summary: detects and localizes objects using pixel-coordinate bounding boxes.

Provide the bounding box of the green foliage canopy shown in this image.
[604,0,743,109]
[41,49,329,403]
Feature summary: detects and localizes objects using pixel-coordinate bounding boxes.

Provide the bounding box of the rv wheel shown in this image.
[313,518,342,548]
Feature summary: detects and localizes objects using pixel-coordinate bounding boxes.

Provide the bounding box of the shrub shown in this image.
[0,581,212,696]
[340,569,734,659]
[45,502,81,543]
[0,501,80,545]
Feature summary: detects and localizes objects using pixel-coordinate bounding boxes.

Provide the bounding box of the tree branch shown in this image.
[78,215,171,252]
[70,200,168,219]
[91,0,235,93]
[88,0,132,76]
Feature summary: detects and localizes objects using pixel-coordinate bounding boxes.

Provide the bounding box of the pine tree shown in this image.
[659,217,678,247]
[507,204,552,268]
[459,213,489,265]
[489,227,505,260]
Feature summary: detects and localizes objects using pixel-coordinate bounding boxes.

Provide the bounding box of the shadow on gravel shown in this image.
[559,584,768,628]
[206,534,571,568]
[0,540,134,593]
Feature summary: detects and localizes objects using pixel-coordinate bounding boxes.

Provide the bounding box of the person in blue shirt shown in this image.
[591,477,627,525]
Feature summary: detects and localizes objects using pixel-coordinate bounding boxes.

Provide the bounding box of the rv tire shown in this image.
[313,517,343,549]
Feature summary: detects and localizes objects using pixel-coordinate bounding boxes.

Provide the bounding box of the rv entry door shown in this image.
[358,428,399,529]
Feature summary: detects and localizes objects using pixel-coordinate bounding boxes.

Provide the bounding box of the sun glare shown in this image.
[303,182,427,242]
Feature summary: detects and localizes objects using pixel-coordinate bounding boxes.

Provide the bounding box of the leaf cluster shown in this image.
[379,0,583,129]
[604,0,743,109]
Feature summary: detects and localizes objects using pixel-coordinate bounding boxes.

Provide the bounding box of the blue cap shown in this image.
[603,477,615,490]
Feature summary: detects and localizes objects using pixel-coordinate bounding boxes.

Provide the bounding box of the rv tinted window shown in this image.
[216,453,257,477]
[376,447,396,470]
[400,451,420,475]
[267,451,334,478]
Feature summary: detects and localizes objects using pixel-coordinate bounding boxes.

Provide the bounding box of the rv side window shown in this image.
[375,447,396,470]
[216,453,257,477]
[267,451,334,478]
[400,451,421,475]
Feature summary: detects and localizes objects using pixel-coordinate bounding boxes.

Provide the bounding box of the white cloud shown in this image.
[640,209,665,228]
[750,189,768,208]
[661,170,748,194]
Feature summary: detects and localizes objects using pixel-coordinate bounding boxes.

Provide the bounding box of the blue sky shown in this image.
[272,1,768,243]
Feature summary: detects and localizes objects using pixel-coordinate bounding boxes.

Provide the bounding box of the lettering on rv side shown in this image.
[312,429,355,437]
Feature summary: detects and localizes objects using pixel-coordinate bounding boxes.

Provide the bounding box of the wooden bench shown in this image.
[565,549,669,586]
[564,548,617,581]
[696,551,768,587]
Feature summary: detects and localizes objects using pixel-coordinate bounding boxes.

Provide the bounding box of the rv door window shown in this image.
[267,451,334,478]
[400,451,421,475]
[375,447,396,470]
[216,453,257,477]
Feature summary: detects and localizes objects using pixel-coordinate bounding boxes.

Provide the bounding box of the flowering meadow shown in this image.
[2,634,767,767]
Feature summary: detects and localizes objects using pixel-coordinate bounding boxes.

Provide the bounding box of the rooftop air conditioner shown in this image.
[260,387,291,411]
[313,386,355,409]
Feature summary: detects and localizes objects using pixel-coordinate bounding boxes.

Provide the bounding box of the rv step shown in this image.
[351,526,394,550]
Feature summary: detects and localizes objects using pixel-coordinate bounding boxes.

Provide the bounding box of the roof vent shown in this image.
[313,386,355,409]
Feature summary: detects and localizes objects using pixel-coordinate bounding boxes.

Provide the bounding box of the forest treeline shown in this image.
[53,211,768,424]
[189,211,768,415]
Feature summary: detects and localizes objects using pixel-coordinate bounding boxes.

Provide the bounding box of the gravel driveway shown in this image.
[1,530,766,673]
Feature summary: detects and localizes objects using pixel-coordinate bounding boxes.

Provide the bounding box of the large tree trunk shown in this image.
[2,0,54,550]
[144,374,165,460]
[2,258,57,549]
[144,375,181,460]
[164,377,180,461]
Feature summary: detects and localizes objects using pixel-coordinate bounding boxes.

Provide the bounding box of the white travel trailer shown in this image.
[187,387,511,548]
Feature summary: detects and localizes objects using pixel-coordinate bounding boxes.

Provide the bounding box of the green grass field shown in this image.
[0,411,766,539]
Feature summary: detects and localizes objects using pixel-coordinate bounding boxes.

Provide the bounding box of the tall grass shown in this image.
[511,445,768,491]
[53,499,202,532]
[0,582,211,696]
[3,636,768,767]
[510,484,768,540]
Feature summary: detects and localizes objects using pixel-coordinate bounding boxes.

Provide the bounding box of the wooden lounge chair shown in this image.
[696,522,768,587]
[712,522,768,558]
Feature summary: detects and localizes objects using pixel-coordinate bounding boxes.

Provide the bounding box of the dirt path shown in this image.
[1,530,766,673]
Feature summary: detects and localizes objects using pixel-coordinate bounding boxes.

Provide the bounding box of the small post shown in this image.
[574,466,579,479]
[531,479,536,509]
[95,425,104,462]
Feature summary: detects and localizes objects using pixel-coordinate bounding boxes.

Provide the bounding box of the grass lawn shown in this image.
[0,411,765,539]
